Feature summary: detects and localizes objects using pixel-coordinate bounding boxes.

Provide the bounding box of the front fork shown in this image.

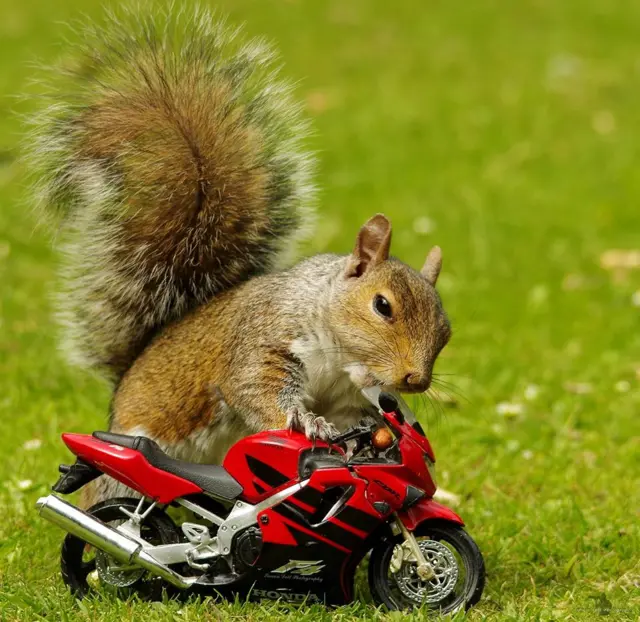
[393,515,435,580]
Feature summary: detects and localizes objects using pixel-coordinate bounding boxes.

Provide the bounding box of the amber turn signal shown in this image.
[371,427,394,450]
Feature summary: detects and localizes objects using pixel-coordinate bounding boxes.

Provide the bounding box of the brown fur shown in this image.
[111,278,297,444]
[29,7,314,380]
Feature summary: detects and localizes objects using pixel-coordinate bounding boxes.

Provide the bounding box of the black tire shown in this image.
[61,497,180,600]
[368,521,485,614]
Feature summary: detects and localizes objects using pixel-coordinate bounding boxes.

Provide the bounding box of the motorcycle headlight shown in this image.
[425,455,437,487]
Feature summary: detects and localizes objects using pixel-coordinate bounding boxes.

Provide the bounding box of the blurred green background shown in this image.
[0,0,638,620]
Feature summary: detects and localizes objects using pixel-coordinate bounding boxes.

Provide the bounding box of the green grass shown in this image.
[1,0,639,620]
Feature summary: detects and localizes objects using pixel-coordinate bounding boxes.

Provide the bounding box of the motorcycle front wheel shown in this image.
[368,521,485,613]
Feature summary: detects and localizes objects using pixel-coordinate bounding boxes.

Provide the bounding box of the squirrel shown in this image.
[28,7,451,506]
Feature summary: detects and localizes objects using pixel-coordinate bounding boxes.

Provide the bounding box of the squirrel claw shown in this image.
[286,408,338,442]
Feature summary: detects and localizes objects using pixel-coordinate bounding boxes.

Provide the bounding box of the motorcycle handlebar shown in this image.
[329,417,379,446]
[328,392,404,447]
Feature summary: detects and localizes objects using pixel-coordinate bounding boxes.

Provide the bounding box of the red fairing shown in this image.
[61,434,202,504]
[382,410,435,462]
[398,498,464,530]
[258,469,380,553]
[353,436,436,504]
[223,430,341,504]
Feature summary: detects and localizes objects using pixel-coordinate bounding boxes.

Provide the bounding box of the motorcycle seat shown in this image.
[93,431,243,501]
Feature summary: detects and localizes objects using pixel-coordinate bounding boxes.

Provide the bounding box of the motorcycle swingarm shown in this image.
[52,459,102,494]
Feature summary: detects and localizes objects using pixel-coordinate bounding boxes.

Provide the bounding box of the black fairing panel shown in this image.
[253,541,350,605]
[250,523,393,606]
[249,478,388,606]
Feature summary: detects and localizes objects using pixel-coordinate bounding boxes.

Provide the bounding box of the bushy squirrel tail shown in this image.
[28,6,315,382]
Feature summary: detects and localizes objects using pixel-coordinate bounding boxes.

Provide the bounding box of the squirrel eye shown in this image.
[373,294,393,319]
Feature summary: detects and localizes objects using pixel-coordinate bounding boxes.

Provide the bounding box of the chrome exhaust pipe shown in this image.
[36,495,194,589]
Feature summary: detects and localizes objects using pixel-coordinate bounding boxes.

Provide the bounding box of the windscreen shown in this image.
[361,386,418,425]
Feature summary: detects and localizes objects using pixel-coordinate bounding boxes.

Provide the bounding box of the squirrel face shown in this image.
[334,215,451,394]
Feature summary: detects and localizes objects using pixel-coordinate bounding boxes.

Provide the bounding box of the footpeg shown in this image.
[182,522,211,544]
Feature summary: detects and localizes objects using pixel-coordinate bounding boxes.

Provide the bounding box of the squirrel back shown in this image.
[28,7,315,381]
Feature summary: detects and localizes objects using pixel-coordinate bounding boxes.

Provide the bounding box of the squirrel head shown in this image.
[334,214,451,394]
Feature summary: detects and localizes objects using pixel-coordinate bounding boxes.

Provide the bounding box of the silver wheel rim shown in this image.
[393,539,460,604]
[94,518,145,588]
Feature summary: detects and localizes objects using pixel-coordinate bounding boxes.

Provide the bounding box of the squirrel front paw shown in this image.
[286,408,339,442]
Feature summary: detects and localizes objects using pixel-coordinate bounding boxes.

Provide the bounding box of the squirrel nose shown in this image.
[404,372,431,392]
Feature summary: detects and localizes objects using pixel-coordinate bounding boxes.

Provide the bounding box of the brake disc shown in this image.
[393,539,459,604]
[93,518,145,588]
[95,550,145,587]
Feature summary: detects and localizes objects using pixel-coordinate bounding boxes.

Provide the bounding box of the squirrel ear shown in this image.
[421,246,442,285]
[345,214,392,278]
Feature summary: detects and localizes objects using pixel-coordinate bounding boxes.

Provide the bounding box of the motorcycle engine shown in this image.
[233,526,263,572]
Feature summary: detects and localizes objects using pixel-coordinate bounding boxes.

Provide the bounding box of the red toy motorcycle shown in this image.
[36,388,485,613]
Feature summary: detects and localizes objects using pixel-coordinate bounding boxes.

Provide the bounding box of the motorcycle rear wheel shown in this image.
[60,497,180,600]
[368,521,485,613]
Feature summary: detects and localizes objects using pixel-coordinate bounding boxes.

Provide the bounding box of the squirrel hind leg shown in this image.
[79,476,137,510]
